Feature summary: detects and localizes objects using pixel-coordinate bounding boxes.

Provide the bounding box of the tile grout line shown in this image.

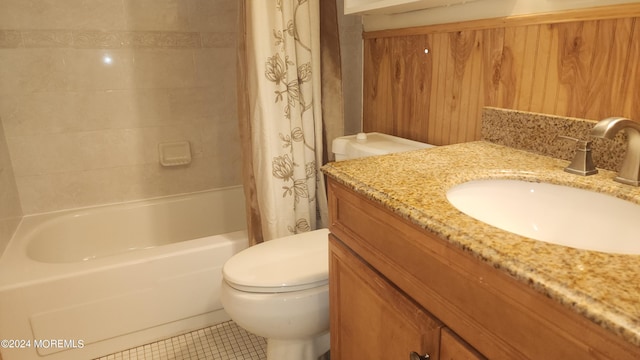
[94,320,266,360]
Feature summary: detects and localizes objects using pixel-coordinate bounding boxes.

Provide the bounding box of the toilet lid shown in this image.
[223,228,330,293]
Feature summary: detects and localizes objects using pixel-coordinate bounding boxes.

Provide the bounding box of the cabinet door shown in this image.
[440,328,486,360]
[329,235,442,360]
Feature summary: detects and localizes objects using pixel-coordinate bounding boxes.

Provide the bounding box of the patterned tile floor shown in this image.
[94,321,266,360]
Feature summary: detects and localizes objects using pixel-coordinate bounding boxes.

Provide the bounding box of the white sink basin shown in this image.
[446,179,640,255]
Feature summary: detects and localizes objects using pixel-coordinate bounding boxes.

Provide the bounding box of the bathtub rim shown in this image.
[0,186,247,290]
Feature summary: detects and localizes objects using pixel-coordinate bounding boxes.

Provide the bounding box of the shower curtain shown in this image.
[237,0,344,244]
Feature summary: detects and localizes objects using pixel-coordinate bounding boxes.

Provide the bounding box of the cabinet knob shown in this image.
[410,351,430,360]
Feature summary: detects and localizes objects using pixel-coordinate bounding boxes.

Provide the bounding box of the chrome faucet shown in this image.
[591,117,640,186]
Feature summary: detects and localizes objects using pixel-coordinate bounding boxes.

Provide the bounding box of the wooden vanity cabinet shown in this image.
[327,178,640,360]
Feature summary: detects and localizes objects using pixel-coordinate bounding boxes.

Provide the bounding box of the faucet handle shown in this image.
[555,135,592,150]
[554,135,598,176]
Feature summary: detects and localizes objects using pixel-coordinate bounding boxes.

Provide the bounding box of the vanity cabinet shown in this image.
[327,177,640,360]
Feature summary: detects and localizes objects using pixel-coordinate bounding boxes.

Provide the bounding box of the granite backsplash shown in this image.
[481,107,627,173]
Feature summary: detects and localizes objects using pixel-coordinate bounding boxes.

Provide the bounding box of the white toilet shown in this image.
[220,133,434,360]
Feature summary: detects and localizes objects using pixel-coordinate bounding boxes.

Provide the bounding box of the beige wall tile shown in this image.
[73,31,202,49]
[168,88,221,122]
[0,49,135,94]
[205,152,243,187]
[193,48,235,88]
[63,49,134,91]
[0,0,125,30]
[22,30,73,48]
[187,0,238,32]
[123,90,181,127]
[0,0,246,214]
[0,215,21,256]
[0,30,22,48]
[8,133,82,176]
[1,30,205,50]
[125,32,201,48]
[72,31,126,49]
[201,32,236,48]
[16,157,240,214]
[0,49,70,94]
[0,90,184,136]
[200,117,241,159]
[130,49,198,89]
[0,119,23,255]
[122,0,191,31]
[7,125,205,177]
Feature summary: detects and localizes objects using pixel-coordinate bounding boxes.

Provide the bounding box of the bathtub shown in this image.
[0,186,248,360]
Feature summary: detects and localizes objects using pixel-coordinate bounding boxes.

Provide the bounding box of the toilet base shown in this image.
[266,331,330,360]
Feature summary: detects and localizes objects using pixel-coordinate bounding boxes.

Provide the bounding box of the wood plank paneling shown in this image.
[363,35,433,142]
[627,19,640,118]
[427,30,486,145]
[530,24,553,113]
[556,21,596,118]
[447,30,479,144]
[393,35,432,143]
[363,5,640,145]
[481,28,504,111]
[429,32,448,145]
[497,26,520,110]
[363,37,394,135]
[541,24,561,116]
[435,32,454,145]
[613,18,636,118]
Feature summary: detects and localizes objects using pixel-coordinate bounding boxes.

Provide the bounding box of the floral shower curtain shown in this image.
[237,0,344,244]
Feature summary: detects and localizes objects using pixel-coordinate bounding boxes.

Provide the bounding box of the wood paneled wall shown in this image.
[363,4,640,146]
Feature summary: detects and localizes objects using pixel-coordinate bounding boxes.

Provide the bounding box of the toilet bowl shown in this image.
[220,133,434,360]
[220,229,331,360]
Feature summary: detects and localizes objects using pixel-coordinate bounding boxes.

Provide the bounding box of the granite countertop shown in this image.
[322,140,640,346]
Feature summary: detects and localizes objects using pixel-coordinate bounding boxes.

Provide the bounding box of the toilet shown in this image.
[220,133,434,360]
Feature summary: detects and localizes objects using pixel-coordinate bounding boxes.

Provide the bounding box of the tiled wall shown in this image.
[0,119,22,256]
[0,0,242,214]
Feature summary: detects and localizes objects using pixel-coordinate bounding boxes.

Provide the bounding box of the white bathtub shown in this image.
[0,186,248,360]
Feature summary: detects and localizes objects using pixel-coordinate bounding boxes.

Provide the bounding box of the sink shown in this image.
[446,179,640,255]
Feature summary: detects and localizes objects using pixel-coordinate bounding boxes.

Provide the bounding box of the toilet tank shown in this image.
[332,132,435,161]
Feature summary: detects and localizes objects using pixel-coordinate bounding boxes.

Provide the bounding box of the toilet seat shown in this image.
[222,228,329,293]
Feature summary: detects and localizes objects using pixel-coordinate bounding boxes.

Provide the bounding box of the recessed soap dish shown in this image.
[158,141,192,167]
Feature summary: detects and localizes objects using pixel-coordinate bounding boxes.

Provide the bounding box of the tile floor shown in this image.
[94,321,266,360]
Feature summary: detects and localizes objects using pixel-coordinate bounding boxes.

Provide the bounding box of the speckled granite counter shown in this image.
[322,141,640,347]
